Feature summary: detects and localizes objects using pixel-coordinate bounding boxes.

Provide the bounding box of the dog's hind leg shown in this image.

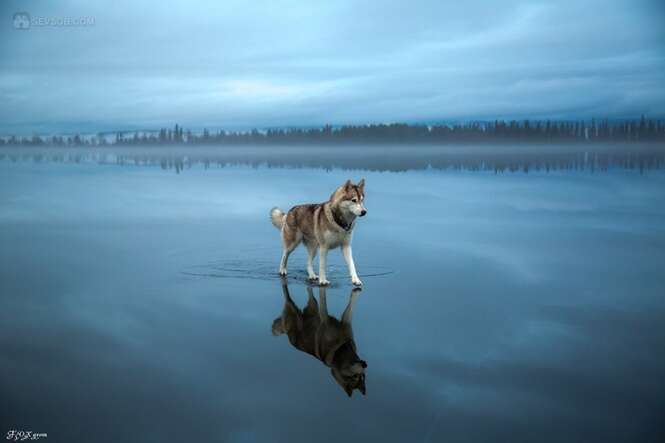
[279,227,301,276]
[279,245,297,276]
[305,241,319,281]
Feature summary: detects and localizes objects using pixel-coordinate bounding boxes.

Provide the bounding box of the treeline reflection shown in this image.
[1,145,664,173]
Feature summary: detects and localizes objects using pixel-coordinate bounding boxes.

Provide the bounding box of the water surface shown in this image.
[1,150,664,442]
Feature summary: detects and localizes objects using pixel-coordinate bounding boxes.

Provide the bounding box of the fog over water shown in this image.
[2,143,665,173]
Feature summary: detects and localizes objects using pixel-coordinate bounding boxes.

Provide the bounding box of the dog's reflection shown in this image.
[272,279,367,397]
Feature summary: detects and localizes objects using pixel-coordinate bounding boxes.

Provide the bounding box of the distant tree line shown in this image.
[2,117,665,147]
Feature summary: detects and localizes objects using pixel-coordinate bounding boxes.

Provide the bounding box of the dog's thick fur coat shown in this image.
[270,179,366,286]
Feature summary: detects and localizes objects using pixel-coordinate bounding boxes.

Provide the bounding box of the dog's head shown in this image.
[331,359,367,397]
[330,179,366,217]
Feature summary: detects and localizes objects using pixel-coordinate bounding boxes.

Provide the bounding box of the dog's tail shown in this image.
[270,207,286,230]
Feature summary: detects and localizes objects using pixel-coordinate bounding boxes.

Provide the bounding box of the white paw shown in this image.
[352,278,363,287]
[279,269,287,276]
[318,278,330,286]
[308,273,319,281]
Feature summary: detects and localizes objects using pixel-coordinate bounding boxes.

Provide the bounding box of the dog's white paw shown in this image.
[352,278,363,287]
[279,269,287,276]
[308,273,319,281]
[318,278,330,286]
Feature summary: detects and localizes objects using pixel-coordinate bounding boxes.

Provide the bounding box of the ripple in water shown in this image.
[181,259,393,286]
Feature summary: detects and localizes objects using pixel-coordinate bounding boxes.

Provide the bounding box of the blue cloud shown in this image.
[1,0,664,134]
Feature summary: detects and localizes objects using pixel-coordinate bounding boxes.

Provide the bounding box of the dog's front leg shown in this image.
[306,243,318,281]
[318,247,330,286]
[342,243,362,286]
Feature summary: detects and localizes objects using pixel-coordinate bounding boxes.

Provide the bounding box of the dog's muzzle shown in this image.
[360,209,367,217]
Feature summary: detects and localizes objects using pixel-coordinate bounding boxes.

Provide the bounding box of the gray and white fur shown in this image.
[270,179,367,286]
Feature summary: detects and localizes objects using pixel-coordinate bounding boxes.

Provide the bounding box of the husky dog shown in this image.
[270,179,367,286]
[272,280,367,397]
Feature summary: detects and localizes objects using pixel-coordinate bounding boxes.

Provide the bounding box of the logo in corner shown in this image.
[13,12,31,30]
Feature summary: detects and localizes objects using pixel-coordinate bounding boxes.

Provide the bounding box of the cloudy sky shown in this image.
[1,0,664,134]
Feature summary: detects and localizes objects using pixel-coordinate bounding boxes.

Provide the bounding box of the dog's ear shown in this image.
[357,178,365,190]
[343,179,352,191]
